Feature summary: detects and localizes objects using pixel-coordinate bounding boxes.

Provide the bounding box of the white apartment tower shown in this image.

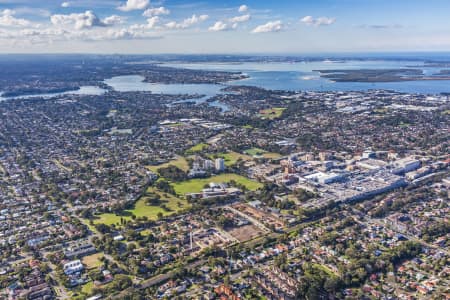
[215,158,225,172]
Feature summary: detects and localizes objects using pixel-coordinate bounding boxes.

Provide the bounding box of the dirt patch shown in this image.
[227,224,264,242]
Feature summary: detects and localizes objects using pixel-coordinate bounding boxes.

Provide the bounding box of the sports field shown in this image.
[92,187,190,226]
[147,156,190,172]
[172,173,263,195]
[210,151,253,166]
[258,107,286,119]
[244,148,281,159]
[186,143,209,153]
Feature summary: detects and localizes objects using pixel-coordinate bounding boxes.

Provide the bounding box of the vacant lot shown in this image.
[227,224,265,242]
[82,253,103,270]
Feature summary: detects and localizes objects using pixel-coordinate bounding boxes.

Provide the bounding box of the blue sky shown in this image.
[0,0,449,53]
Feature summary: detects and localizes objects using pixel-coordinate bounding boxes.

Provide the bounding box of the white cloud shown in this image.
[238,5,248,13]
[165,14,209,30]
[0,8,163,46]
[118,0,149,12]
[164,21,177,29]
[300,16,314,25]
[103,27,162,40]
[61,2,70,8]
[208,21,228,32]
[51,11,122,30]
[51,11,103,30]
[359,24,403,29]
[104,28,136,40]
[103,15,125,26]
[145,16,159,29]
[0,9,33,27]
[301,16,335,26]
[131,16,160,30]
[2,24,162,44]
[229,14,250,23]
[2,27,69,45]
[252,20,283,33]
[143,7,170,17]
[208,14,250,33]
[87,27,162,41]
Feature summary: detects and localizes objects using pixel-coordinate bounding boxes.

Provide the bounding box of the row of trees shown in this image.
[157,165,188,182]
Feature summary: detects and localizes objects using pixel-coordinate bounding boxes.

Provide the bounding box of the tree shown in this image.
[110,274,132,291]
[128,243,136,252]
[324,277,341,294]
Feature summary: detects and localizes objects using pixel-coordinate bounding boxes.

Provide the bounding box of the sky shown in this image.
[0,0,449,54]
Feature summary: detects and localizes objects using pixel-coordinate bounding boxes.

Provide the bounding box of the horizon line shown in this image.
[1,50,450,56]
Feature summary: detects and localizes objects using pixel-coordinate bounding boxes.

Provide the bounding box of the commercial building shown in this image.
[392,157,421,174]
[356,158,388,170]
[304,172,347,184]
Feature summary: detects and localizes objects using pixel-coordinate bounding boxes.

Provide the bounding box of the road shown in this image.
[47,260,70,300]
[139,259,206,289]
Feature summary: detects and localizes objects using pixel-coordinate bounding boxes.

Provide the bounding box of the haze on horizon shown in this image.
[0,0,449,54]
